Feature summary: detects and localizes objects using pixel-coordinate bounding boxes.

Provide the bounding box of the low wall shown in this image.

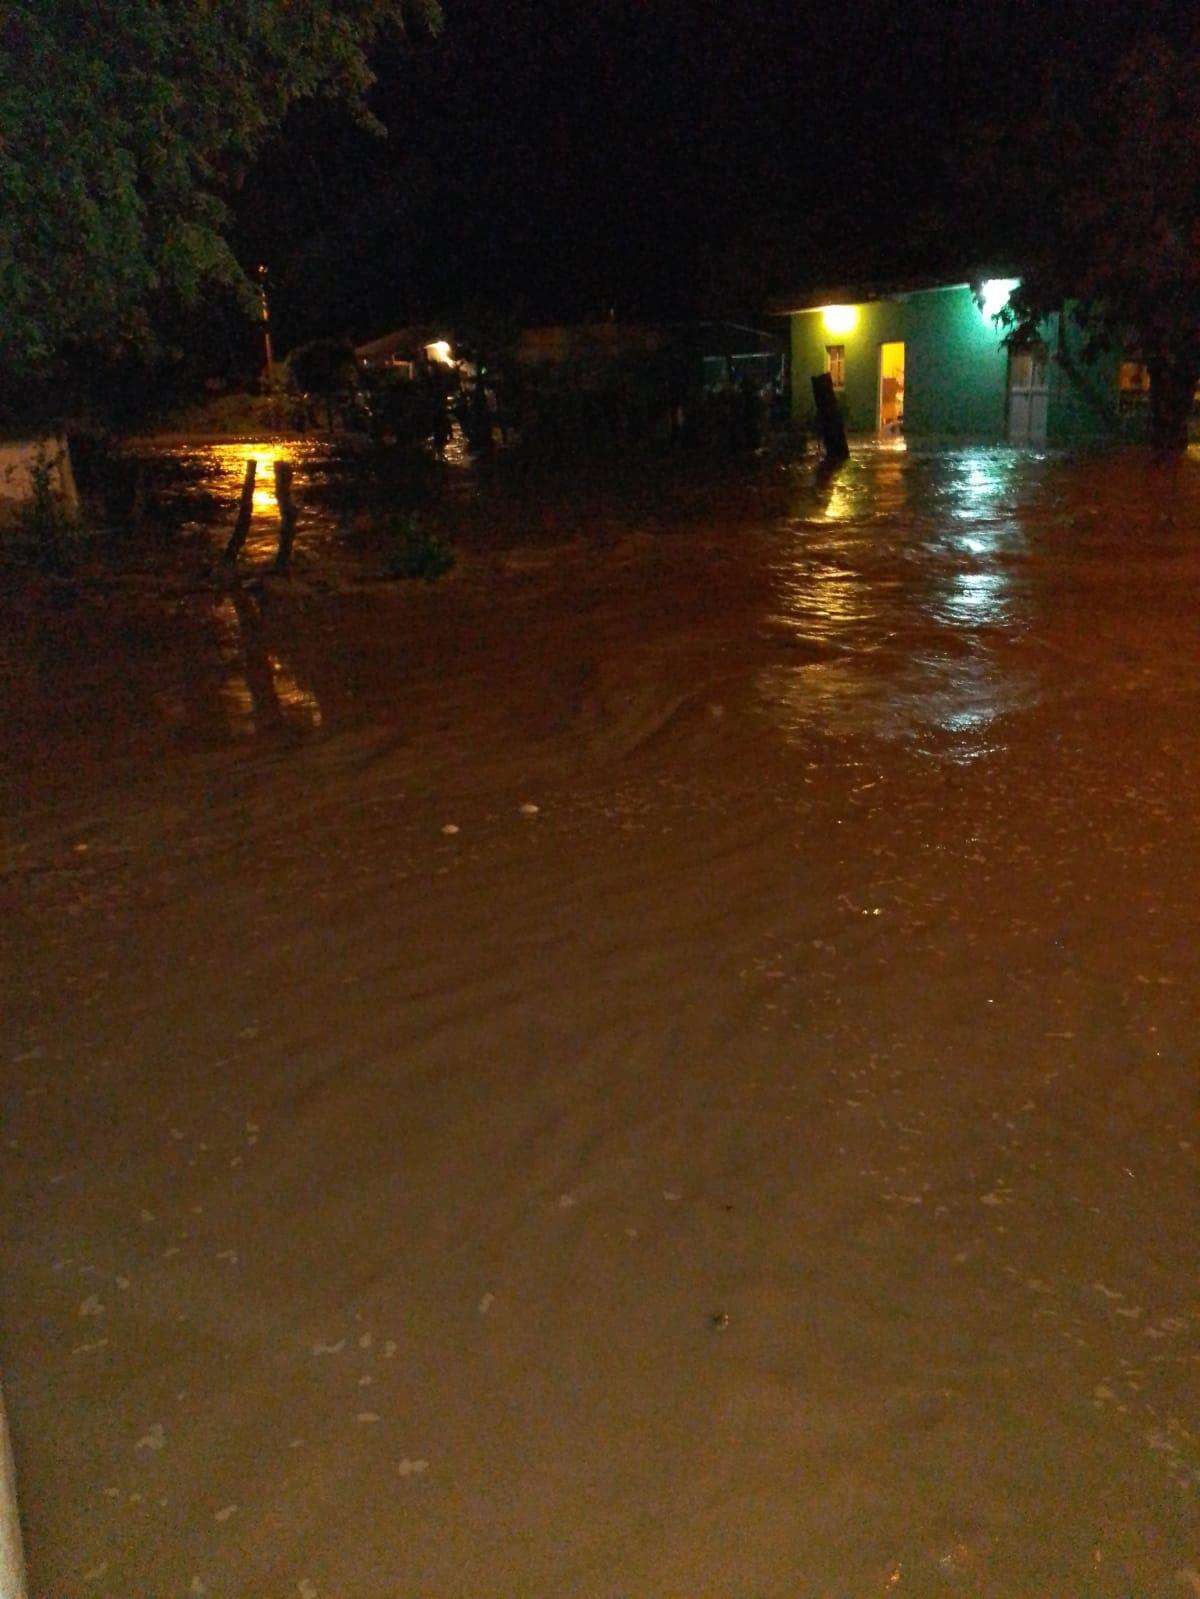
[0,438,78,512]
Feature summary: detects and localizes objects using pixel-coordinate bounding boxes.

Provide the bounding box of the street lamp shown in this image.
[257,264,274,388]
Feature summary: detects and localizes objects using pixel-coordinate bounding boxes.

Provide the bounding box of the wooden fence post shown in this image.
[272,460,298,574]
[221,459,257,567]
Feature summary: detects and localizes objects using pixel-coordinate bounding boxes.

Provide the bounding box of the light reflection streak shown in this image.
[268,653,323,729]
[211,593,323,738]
[207,440,303,518]
[762,448,1035,758]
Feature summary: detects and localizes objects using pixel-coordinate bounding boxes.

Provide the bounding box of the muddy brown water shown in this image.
[1,444,1198,1596]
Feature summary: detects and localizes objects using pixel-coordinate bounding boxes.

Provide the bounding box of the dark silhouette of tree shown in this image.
[0,1,439,424]
[289,339,360,430]
[974,25,1200,453]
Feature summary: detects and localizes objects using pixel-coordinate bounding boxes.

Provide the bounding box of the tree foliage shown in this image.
[0,1,439,413]
[977,25,1200,451]
[289,338,359,399]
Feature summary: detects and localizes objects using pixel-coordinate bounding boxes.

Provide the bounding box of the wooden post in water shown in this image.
[810,372,849,465]
[0,1377,27,1599]
[222,458,257,568]
[272,460,298,574]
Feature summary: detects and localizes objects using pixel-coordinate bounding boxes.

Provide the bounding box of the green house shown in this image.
[772,278,1150,446]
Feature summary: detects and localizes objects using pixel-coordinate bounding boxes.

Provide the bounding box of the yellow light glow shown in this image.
[821,305,858,336]
[425,339,453,365]
[208,440,303,517]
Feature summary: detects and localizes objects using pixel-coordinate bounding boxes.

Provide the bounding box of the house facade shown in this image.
[774,279,1150,446]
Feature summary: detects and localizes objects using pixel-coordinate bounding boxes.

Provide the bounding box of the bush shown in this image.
[381,512,456,582]
[289,338,360,430]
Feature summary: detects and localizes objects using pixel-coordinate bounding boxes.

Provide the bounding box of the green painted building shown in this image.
[773,279,1150,446]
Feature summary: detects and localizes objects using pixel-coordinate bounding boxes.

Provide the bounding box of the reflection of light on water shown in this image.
[953,454,1010,520]
[757,660,880,740]
[822,477,856,522]
[442,421,470,468]
[775,559,867,637]
[941,569,1011,626]
[213,598,255,737]
[208,440,303,516]
[757,647,1032,761]
[793,451,910,528]
[210,594,322,737]
[220,677,256,736]
[268,654,322,728]
[764,448,1040,759]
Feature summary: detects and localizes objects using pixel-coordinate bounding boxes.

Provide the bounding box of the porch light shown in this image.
[821,305,858,336]
[980,279,1019,319]
[425,339,453,364]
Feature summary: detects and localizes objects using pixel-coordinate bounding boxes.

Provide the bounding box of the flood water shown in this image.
[2,443,1198,1596]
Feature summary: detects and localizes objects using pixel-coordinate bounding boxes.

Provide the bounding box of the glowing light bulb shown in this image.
[821,305,858,336]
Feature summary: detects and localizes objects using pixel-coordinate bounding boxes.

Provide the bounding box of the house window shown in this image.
[1118,359,1150,412]
[825,345,845,390]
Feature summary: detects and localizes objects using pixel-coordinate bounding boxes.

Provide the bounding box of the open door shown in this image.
[879,342,905,435]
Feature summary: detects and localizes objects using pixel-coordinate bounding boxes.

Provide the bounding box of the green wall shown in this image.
[788,285,1147,444]
[1045,315,1147,445]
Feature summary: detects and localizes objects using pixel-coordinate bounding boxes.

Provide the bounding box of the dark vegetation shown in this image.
[0,1,440,431]
[2,1,1197,455]
[966,23,1200,454]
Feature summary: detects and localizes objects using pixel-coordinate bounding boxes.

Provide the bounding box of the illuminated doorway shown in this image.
[879,342,905,435]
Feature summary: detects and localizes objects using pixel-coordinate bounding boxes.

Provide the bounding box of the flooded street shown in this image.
[2,445,1198,1596]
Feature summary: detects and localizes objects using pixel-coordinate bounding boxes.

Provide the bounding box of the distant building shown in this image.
[512,321,783,395]
[512,323,667,368]
[770,277,1152,446]
[355,327,456,377]
[358,320,784,395]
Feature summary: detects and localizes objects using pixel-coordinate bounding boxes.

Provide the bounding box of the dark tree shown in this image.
[288,338,360,429]
[0,1,439,424]
[976,26,1200,453]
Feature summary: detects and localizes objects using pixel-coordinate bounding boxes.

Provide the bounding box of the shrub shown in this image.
[382,512,456,582]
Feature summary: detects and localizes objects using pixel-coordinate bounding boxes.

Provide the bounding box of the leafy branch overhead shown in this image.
[975,27,1200,451]
[0,1,440,382]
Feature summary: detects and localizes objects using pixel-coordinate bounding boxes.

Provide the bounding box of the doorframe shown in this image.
[1005,340,1050,445]
[877,341,905,435]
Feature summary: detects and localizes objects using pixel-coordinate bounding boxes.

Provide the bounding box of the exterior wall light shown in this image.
[979,279,1019,320]
[821,305,858,336]
[425,339,453,364]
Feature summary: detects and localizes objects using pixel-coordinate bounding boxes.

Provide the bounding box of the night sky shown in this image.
[232,0,1165,353]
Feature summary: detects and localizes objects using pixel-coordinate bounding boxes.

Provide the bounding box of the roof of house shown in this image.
[355,326,450,363]
[766,269,1019,317]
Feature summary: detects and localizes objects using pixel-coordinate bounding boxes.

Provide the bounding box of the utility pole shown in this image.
[257,264,274,390]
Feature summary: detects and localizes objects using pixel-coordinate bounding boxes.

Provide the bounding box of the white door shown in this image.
[1007,345,1049,444]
